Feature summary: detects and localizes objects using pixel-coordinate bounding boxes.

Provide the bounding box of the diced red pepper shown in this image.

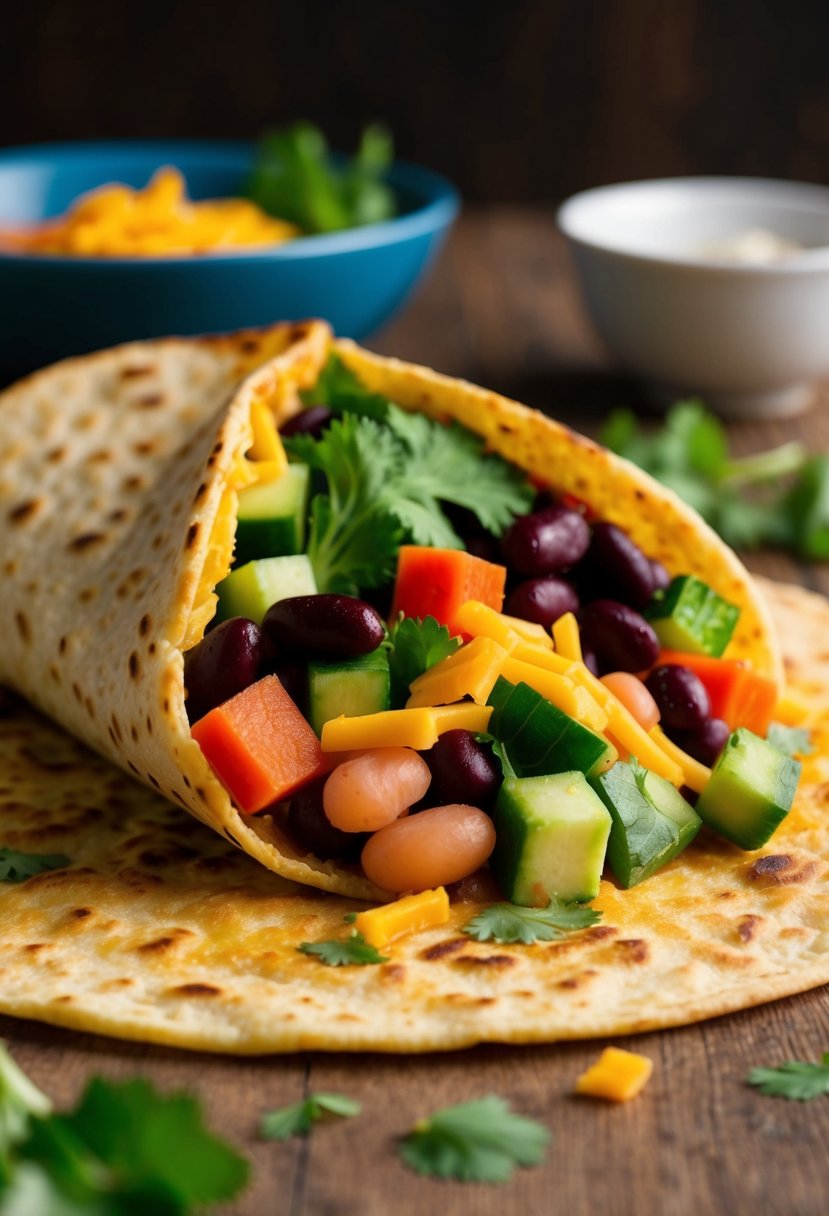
[657,650,778,737]
[191,675,329,813]
[390,545,506,637]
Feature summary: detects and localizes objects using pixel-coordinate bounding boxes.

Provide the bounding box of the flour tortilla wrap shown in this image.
[0,580,825,1053]
[0,326,780,902]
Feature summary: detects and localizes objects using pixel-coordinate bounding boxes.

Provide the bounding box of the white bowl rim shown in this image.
[557,175,829,275]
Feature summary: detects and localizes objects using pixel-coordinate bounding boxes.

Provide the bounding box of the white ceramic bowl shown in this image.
[557,177,829,418]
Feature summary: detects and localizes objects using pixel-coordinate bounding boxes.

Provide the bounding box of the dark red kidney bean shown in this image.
[671,717,731,767]
[585,523,656,609]
[505,577,579,630]
[423,730,501,811]
[650,559,671,592]
[581,646,600,677]
[579,600,659,674]
[263,595,385,658]
[500,505,590,576]
[645,664,711,731]
[184,618,265,723]
[288,777,366,860]
[279,405,333,439]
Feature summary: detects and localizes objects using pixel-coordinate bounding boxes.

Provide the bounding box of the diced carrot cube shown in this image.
[191,675,328,813]
[391,546,506,637]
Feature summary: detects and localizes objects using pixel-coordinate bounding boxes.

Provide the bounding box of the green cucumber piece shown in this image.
[695,727,800,850]
[646,575,739,657]
[492,772,612,905]
[235,465,310,565]
[308,648,391,737]
[590,761,701,887]
[488,677,614,779]
[215,555,317,625]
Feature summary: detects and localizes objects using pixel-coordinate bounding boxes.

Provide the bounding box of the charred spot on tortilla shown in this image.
[128,653,141,681]
[169,983,221,998]
[68,532,106,553]
[615,939,650,964]
[8,499,42,525]
[14,613,31,644]
[747,853,819,885]
[420,939,468,961]
[456,954,516,969]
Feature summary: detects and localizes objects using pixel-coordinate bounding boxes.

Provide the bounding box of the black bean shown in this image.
[184,618,265,723]
[579,599,660,674]
[584,523,656,609]
[500,505,590,576]
[288,777,366,860]
[645,665,711,731]
[423,730,501,810]
[671,718,731,767]
[505,577,579,630]
[263,595,385,658]
[279,405,333,439]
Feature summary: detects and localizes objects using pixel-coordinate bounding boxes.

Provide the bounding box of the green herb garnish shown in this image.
[260,1093,361,1141]
[601,400,828,556]
[246,122,396,234]
[0,849,70,884]
[400,1095,550,1182]
[0,1044,248,1211]
[766,723,814,757]
[286,402,532,594]
[747,1053,829,1101]
[298,931,388,967]
[385,615,461,705]
[463,897,602,945]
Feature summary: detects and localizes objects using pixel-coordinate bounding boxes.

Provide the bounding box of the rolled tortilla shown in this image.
[0,324,781,900]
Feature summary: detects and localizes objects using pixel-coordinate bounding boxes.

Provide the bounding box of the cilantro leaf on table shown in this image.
[747,1054,829,1101]
[400,1095,550,1182]
[298,932,388,967]
[0,1047,248,1213]
[0,849,70,884]
[767,723,814,757]
[385,615,460,705]
[463,898,602,945]
[260,1093,361,1141]
[600,399,829,558]
[286,404,532,595]
[245,123,395,234]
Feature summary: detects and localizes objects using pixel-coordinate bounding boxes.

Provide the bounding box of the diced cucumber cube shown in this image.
[646,575,739,657]
[235,465,310,565]
[493,772,612,905]
[488,677,614,779]
[591,761,701,887]
[215,555,317,625]
[695,727,800,850]
[308,648,391,737]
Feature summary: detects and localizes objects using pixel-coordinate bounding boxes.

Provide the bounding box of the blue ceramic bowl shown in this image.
[0,140,459,381]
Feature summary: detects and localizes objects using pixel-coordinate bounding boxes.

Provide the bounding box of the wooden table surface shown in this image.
[3,208,829,1216]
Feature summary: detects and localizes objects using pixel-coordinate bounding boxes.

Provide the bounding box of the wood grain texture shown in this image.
[3,210,829,1214]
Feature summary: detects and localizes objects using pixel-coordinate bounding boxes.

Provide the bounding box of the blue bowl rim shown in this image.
[0,138,460,266]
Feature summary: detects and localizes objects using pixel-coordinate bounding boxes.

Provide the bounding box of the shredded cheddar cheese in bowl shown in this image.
[1,167,299,257]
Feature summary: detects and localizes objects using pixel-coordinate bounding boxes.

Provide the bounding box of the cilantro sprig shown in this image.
[246,122,396,234]
[0,1044,248,1212]
[385,615,460,705]
[298,931,388,967]
[0,849,70,884]
[260,1093,361,1141]
[463,898,602,945]
[287,359,533,594]
[602,400,829,557]
[747,1053,829,1101]
[400,1096,550,1182]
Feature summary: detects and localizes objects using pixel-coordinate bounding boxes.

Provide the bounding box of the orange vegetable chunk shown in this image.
[191,675,328,814]
[391,546,506,637]
[657,650,777,736]
[575,1047,653,1102]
